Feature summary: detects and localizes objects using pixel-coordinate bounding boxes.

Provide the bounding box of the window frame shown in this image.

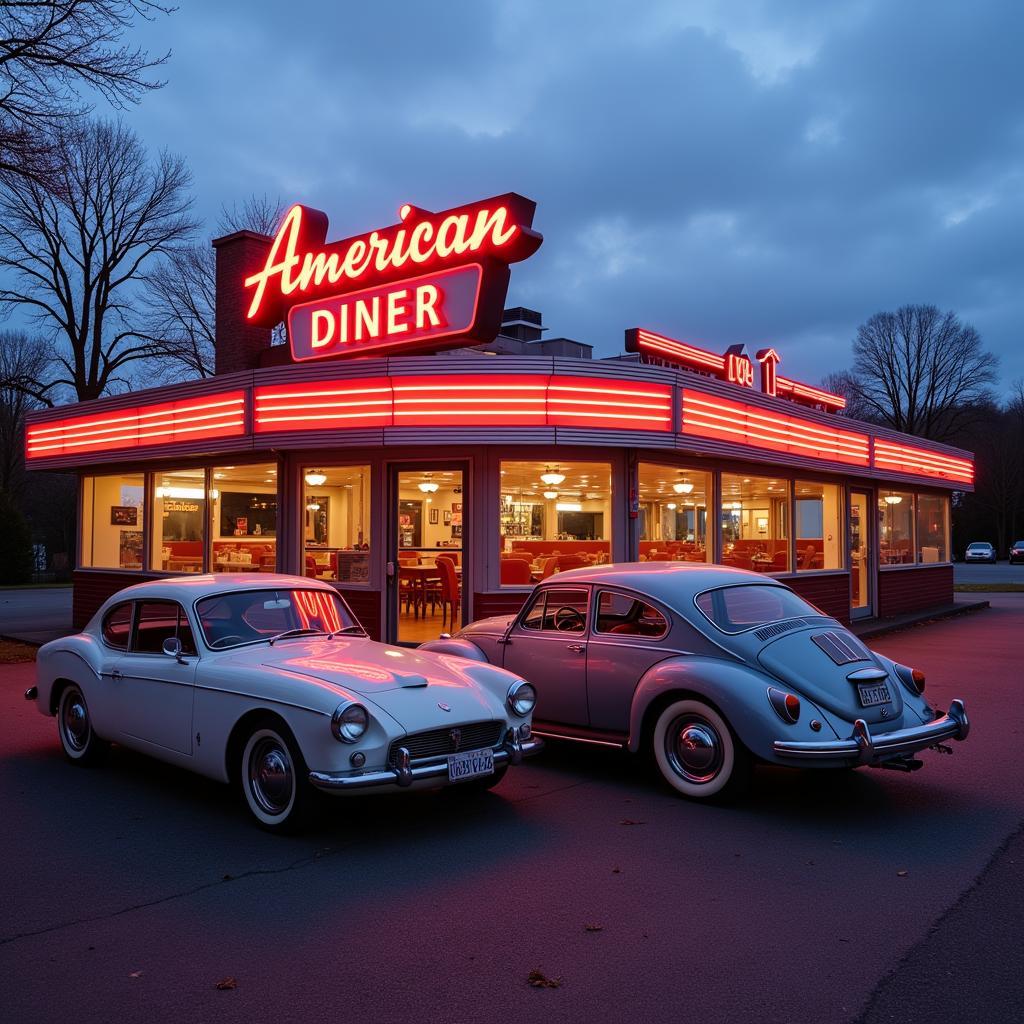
[515,585,591,634]
[100,600,134,651]
[592,588,670,640]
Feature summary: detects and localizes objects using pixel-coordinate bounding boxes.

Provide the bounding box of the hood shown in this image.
[757,626,904,724]
[459,615,514,637]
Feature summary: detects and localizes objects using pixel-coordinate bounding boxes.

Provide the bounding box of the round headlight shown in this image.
[507,681,536,717]
[331,702,369,743]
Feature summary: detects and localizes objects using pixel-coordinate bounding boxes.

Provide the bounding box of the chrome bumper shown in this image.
[773,699,969,764]
[308,731,544,792]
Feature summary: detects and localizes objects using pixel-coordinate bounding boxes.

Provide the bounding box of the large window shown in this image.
[499,460,611,585]
[152,468,207,573]
[879,490,915,565]
[302,465,371,583]
[81,473,145,569]
[638,463,711,562]
[721,475,790,573]
[916,494,949,563]
[210,463,278,574]
[795,481,843,571]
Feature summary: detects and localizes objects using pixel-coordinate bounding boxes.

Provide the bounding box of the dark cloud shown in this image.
[124,0,1024,388]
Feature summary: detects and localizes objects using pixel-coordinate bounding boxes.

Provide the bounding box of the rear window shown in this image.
[694,585,818,634]
[101,602,132,650]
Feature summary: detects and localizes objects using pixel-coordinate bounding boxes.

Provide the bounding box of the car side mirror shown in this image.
[162,637,186,663]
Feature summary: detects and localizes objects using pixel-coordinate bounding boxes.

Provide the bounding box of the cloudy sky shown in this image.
[126,0,1023,391]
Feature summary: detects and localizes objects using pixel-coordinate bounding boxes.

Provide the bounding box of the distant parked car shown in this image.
[421,563,970,800]
[1009,541,1024,565]
[964,542,997,564]
[25,575,541,831]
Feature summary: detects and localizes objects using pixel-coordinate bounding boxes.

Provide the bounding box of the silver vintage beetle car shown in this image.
[25,574,542,831]
[421,563,970,799]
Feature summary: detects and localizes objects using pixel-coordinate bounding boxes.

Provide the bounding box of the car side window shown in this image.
[595,591,668,638]
[539,588,589,633]
[132,600,194,655]
[101,602,132,650]
[520,591,546,630]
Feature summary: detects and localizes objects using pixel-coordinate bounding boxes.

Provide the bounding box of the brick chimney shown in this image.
[212,230,273,375]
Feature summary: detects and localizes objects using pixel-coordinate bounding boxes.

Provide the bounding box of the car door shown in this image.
[586,589,671,732]
[114,600,198,756]
[501,586,591,726]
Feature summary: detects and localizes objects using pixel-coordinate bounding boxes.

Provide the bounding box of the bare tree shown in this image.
[842,304,997,442]
[139,194,284,380]
[0,330,50,498]
[0,1,173,180]
[0,118,197,401]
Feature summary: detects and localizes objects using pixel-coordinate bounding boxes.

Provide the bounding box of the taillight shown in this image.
[911,668,926,694]
[894,663,926,696]
[768,687,801,724]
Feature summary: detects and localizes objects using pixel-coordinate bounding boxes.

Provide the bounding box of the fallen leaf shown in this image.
[527,968,562,989]
[215,977,238,991]
[897,870,908,877]
[619,819,645,826]
[584,923,603,932]
[611,867,622,874]
[222,873,233,881]
[129,971,143,979]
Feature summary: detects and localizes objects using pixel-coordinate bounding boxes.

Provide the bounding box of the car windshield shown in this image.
[968,543,990,550]
[694,584,819,634]
[195,589,360,649]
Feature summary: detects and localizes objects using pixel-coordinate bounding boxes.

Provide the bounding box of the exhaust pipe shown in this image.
[878,757,924,772]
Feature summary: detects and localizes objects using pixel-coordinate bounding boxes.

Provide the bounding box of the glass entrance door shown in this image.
[849,489,873,618]
[389,466,465,644]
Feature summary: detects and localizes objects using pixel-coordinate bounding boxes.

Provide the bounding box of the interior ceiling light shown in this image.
[543,490,559,500]
[418,481,439,493]
[673,480,695,494]
[304,470,326,487]
[540,466,566,486]
[667,502,677,510]
[555,502,582,512]
[884,494,903,505]
[305,502,320,511]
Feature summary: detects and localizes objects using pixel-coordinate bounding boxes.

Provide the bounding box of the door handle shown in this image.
[111,668,123,681]
[566,644,585,653]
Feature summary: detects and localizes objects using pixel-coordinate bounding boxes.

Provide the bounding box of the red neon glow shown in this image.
[628,328,846,410]
[245,194,542,327]
[681,390,870,465]
[775,375,846,411]
[726,352,754,388]
[295,590,343,633]
[756,348,780,397]
[254,374,673,433]
[287,264,482,362]
[25,392,246,460]
[873,439,974,485]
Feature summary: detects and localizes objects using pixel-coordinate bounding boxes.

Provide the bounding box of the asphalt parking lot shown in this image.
[2,596,1022,1024]
[953,559,1024,585]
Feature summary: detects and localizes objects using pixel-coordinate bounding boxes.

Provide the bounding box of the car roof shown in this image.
[541,562,781,605]
[100,573,334,604]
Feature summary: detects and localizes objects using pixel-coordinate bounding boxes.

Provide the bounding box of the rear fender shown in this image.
[628,655,840,760]
[417,638,488,663]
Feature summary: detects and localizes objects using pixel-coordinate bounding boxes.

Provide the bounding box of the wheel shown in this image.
[57,684,108,766]
[239,722,314,833]
[448,765,508,795]
[652,699,750,801]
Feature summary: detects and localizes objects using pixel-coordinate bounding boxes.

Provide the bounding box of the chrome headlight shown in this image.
[331,701,369,743]
[507,680,536,717]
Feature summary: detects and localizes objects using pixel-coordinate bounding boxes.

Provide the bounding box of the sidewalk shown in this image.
[851,593,990,640]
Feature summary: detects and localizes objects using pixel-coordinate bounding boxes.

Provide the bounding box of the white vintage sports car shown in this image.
[25,574,542,831]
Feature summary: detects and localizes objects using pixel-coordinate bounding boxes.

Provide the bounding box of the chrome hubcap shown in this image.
[666,715,723,784]
[248,738,293,815]
[62,694,89,751]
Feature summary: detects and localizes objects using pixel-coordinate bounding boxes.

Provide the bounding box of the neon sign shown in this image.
[243,193,542,361]
[626,328,846,411]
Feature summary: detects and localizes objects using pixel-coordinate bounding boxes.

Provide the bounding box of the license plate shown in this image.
[447,747,495,783]
[857,682,891,707]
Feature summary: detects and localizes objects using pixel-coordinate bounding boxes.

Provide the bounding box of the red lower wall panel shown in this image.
[73,571,159,629]
[472,591,530,622]
[877,565,954,618]
[785,572,851,625]
[336,587,382,642]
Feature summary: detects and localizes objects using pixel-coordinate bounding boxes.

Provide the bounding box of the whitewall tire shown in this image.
[57,684,108,766]
[652,699,750,800]
[240,724,313,832]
